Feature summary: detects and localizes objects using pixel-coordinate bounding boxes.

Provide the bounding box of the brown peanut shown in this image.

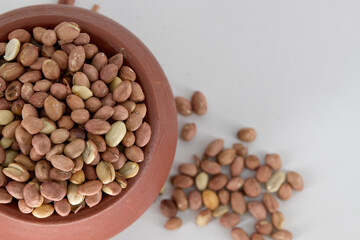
[188,190,202,211]
[255,220,273,235]
[237,128,257,142]
[54,198,71,217]
[40,181,66,201]
[6,181,25,199]
[248,201,267,220]
[85,119,111,135]
[208,173,228,191]
[129,82,144,102]
[42,59,60,80]
[272,230,293,240]
[77,180,103,196]
[191,91,207,115]
[175,96,192,116]
[124,145,144,163]
[172,188,188,211]
[171,174,194,189]
[165,217,182,230]
[178,163,198,177]
[200,159,221,175]
[226,177,244,191]
[119,66,136,81]
[0,62,25,81]
[256,165,272,183]
[262,193,279,214]
[231,228,249,240]
[91,52,107,71]
[205,139,224,157]
[64,139,85,159]
[265,154,282,170]
[272,211,285,230]
[218,189,230,205]
[3,163,30,182]
[0,188,12,204]
[219,212,241,228]
[286,171,304,191]
[231,192,247,215]
[85,190,102,208]
[244,177,261,198]
[18,199,33,214]
[180,123,196,141]
[278,183,292,200]
[160,199,177,218]
[218,148,236,165]
[23,182,43,208]
[245,155,260,170]
[50,155,74,172]
[8,29,31,43]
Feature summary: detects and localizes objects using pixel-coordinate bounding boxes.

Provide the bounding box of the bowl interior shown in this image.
[0,4,176,230]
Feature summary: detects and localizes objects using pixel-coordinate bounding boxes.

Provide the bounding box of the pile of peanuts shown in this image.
[161,95,304,240]
[0,22,151,218]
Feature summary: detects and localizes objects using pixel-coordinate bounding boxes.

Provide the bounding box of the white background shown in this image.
[2,1,360,239]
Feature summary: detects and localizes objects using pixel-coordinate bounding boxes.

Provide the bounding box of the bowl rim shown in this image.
[0,4,177,239]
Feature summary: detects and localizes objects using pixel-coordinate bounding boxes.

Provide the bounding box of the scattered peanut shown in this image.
[160,129,303,239]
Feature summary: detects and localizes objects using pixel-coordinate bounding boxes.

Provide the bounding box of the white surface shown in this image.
[2,1,360,239]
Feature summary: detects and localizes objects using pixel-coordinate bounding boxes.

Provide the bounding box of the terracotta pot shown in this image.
[0,4,177,240]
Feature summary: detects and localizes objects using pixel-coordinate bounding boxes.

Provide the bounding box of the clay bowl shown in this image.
[0,4,177,240]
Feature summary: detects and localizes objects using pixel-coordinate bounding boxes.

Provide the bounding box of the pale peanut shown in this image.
[105,121,126,147]
[96,161,115,184]
[212,205,229,218]
[266,171,286,193]
[67,183,85,205]
[196,209,212,226]
[118,161,139,179]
